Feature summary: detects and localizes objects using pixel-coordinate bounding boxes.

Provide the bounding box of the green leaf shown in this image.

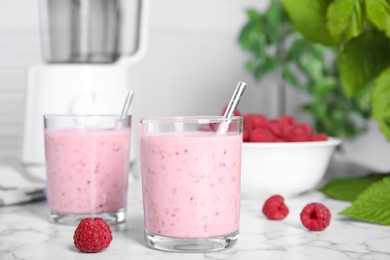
[265,0,282,22]
[265,0,283,27]
[238,14,263,51]
[365,0,390,38]
[313,77,337,100]
[246,9,261,22]
[264,0,283,44]
[298,52,324,82]
[340,175,390,225]
[372,67,390,140]
[338,31,390,98]
[319,174,388,202]
[353,82,373,116]
[327,0,364,41]
[282,65,303,90]
[285,38,308,61]
[281,0,338,46]
[245,60,255,74]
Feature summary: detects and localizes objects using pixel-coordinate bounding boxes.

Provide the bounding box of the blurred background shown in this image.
[0,0,390,174]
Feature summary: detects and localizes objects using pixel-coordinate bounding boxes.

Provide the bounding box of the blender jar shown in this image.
[39,0,121,63]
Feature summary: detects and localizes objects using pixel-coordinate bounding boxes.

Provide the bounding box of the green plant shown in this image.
[320,173,390,225]
[238,0,370,139]
[282,0,390,141]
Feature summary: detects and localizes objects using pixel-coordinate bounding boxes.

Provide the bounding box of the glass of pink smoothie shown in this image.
[139,116,242,253]
[44,115,131,225]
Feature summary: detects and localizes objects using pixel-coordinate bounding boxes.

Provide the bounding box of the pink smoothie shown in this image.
[140,131,242,238]
[45,128,131,214]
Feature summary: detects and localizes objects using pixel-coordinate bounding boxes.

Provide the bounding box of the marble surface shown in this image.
[1,179,390,260]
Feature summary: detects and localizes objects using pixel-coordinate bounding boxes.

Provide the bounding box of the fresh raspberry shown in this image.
[240,112,328,143]
[268,120,283,137]
[286,126,310,142]
[287,133,308,142]
[298,123,313,136]
[244,114,268,130]
[262,195,289,220]
[243,128,250,142]
[300,203,331,231]
[310,133,328,141]
[279,122,295,138]
[73,218,113,253]
[249,127,274,142]
[278,115,295,126]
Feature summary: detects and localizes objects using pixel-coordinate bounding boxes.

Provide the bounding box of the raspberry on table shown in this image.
[262,195,289,220]
[300,202,331,231]
[73,218,113,253]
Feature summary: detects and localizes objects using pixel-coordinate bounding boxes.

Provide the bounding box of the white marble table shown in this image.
[1,179,390,260]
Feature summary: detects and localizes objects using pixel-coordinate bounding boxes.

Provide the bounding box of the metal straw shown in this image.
[115,90,134,129]
[217,81,247,134]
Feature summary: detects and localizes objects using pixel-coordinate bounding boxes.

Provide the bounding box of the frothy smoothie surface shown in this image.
[140,131,242,238]
[45,128,131,214]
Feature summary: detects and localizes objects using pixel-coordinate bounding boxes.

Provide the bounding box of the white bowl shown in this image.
[241,138,341,198]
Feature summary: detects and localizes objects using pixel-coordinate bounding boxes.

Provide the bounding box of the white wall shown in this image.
[130,0,279,120]
[0,0,41,159]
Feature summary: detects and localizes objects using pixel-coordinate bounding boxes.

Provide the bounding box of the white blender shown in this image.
[22,0,148,174]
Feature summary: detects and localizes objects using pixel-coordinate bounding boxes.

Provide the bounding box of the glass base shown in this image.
[144,230,239,253]
[49,208,126,225]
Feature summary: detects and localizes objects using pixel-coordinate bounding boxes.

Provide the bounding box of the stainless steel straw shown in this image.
[217,81,247,134]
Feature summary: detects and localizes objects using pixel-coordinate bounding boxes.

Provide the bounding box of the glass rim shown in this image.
[44,114,131,119]
[139,116,242,124]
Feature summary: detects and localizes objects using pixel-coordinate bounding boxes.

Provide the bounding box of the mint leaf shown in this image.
[340,176,390,225]
[282,0,338,46]
[338,31,390,98]
[372,67,390,141]
[327,0,364,42]
[319,174,388,202]
[365,0,390,38]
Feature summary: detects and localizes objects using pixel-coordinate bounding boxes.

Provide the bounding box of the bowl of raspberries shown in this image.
[240,113,341,198]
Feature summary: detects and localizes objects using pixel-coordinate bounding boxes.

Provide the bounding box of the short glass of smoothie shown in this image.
[44,115,131,225]
[139,116,242,253]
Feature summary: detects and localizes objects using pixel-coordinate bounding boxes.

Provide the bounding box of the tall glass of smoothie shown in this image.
[44,115,131,225]
[139,116,242,253]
